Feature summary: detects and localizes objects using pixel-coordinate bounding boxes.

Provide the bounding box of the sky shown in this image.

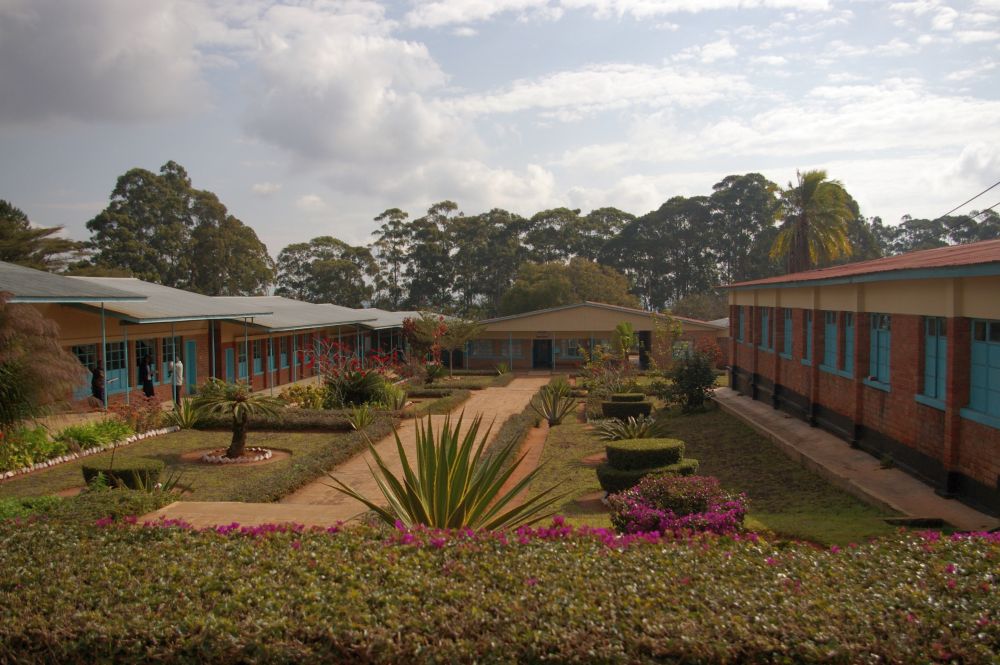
[0,0,998,255]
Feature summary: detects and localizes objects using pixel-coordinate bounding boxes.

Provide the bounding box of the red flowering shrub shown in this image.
[608,474,748,536]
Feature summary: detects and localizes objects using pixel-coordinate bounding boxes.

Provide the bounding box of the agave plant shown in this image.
[325,413,565,530]
[348,404,375,431]
[192,382,283,459]
[530,381,578,427]
[594,415,668,441]
[164,399,203,429]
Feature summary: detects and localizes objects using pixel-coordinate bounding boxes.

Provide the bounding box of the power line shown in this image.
[971,198,1000,220]
[937,178,1000,219]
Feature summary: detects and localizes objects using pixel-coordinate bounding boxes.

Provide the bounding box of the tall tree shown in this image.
[449,208,529,317]
[525,208,580,263]
[275,236,376,307]
[770,170,855,273]
[0,200,83,270]
[499,259,639,315]
[406,201,458,311]
[568,207,634,261]
[86,161,273,293]
[708,173,779,283]
[371,208,410,309]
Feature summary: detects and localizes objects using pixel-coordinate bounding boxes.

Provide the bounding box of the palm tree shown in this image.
[770,170,856,273]
[193,382,283,459]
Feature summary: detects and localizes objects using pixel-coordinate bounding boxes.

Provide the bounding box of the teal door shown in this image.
[225,348,235,383]
[185,340,197,393]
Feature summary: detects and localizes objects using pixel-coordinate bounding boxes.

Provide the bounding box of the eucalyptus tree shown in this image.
[371,208,410,309]
[275,236,376,307]
[406,201,458,311]
[709,173,780,284]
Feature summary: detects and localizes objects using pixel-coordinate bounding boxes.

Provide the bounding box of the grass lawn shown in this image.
[0,426,387,504]
[526,404,899,545]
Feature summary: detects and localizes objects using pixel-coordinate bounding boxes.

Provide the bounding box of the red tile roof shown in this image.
[728,239,1000,289]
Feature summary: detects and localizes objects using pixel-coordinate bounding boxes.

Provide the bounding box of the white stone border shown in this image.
[200,447,273,464]
[0,426,180,481]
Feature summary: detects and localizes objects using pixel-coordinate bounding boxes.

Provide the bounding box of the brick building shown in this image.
[726,240,1000,515]
[473,302,727,371]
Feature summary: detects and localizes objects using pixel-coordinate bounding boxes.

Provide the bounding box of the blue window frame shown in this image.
[803,311,813,365]
[253,340,264,375]
[161,336,181,383]
[104,341,128,394]
[736,306,745,343]
[268,338,276,372]
[922,317,947,402]
[782,308,793,357]
[965,320,1000,425]
[759,307,772,351]
[822,311,837,370]
[280,337,289,368]
[841,312,855,377]
[135,339,158,385]
[238,343,248,380]
[867,313,891,389]
[72,344,98,399]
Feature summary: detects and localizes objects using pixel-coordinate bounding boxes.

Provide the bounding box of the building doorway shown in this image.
[532,339,552,369]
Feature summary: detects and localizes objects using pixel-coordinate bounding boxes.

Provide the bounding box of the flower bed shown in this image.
[0,518,997,662]
[608,475,748,536]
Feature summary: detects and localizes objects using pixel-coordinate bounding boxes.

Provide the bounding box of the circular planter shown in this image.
[200,447,273,464]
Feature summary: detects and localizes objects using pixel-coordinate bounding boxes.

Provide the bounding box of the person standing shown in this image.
[169,357,184,404]
[90,366,105,406]
[139,355,155,398]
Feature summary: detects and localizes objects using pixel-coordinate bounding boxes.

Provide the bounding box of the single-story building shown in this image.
[725,239,1000,515]
[472,301,727,371]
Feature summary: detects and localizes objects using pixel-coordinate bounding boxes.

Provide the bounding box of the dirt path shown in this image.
[142,376,551,527]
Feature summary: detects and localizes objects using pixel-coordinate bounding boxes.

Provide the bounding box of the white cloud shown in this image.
[559,0,830,20]
[0,0,211,124]
[751,55,788,65]
[679,37,739,63]
[252,182,283,195]
[405,0,551,28]
[954,29,1000,42]
[296,194,327,212]
[931,6,958,29]
[945,60,997,81]
[452,26,478,36]
[449,64,749,119]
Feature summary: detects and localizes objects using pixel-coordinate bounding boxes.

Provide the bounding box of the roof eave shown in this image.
[725,262,1000,291]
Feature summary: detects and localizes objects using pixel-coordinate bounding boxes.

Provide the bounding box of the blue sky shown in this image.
[1,0,998,255]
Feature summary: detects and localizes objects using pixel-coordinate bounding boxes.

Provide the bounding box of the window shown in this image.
[759,307,772,351]
[161,336,181,382]
[782,308,793,357]
[672,341,693,359]
[105,341,127,394]
[470,340,496,358]
[842,313,855,377]
[559,339,583,359]
[237,342,248,380]
[919,317,947,401]
[868,313,891,387]
[736,306,745,343]
[268,338,276,372]
[136,339,158,384]
[253,340,264,375]
[967,320,1000,421]
[72,344,98,371]
[105,342,126,371]
[280,337,289,368]
[804,311,813,364]
[822,311,838,369]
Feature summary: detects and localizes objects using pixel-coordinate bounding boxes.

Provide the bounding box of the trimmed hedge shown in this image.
[600,400,652,419]
[406,388,454,398]
[605,438,684,470]
[194,408,357,432]
[405,389,472,419]
[596,459,699,494]
[1,522,997,662]
[82,458,164,490]
[609,393,645,402]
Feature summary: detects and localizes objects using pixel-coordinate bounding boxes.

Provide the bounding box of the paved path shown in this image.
[142,376,550,528]
[714,387,999,532]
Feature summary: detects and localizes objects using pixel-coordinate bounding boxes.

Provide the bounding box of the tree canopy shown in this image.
[0,200,83,271]
[499,259,639,315]
[770,170,857,273]
[274,236,376,307]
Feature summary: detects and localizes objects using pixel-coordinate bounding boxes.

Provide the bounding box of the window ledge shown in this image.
[758,345,773,353]
[778,352,793,361]
[915,394,945,411]
[836,369,854,379]
[818,363,838,375]
[862,377,891,392]
[960,408,1000,431]
[801,359,812,366]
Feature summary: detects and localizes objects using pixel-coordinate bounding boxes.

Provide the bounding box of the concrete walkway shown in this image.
[714,387,999,532]
[142,376,550,528]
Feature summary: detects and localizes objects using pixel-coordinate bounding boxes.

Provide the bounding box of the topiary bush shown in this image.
[594,415,667,441]
[596,459,698,494]
[600,400,652,419]
[81,458,164,490]
[609,393,645,402]
[607,474,748,536]
[605,438,684,470]
[664,350,718,413]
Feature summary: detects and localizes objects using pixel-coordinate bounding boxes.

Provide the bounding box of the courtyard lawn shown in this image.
[0,424,392,504]
[527,405,898,545]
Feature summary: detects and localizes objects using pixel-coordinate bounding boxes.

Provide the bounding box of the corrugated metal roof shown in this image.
[215,296,377,331]
[355,307,424,330]
[0,261,146,303]
[728,239,1000,289]
[480,301,726,329]
[71,277,271,323]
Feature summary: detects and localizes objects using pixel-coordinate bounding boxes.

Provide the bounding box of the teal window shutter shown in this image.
[823,311,837,368]
[783,308,793,356]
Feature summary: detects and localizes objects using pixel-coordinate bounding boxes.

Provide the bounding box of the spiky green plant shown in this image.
[325,413,565,530]
[192,382,283,459]
[164,399,203,429]
[348,404,375,431]
[595,415,668,441]
[530,381,578,426]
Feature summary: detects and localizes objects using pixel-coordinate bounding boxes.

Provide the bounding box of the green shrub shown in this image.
[163,399,203,429]
[405,390,472,419]
[605,438,685,470]
[54,418,134,451]
[664,351,718,413]
[279,383,327,409]
[324,371,386,408]
[194,408,356,432]
[406,388,453,398]
[529,381,577,426]
[81,458,165,490]
[600,400,652,419]
[0,523,997,662]
[610,393,645,402]
[0,495,64,520]
[0,426,67,472]
[594,415,667,441]
[596,459,698,493]
[377,382,408,410]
